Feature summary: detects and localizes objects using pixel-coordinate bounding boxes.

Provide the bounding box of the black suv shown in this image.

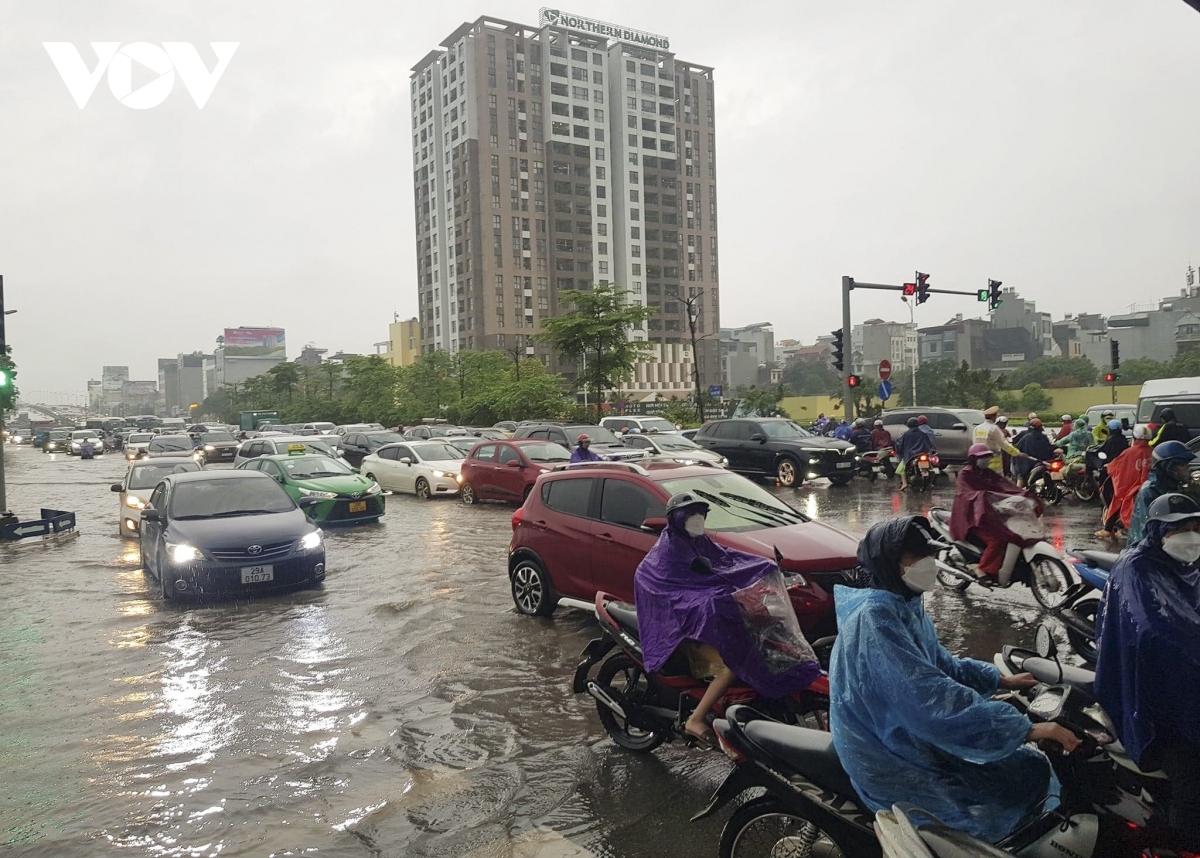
[693,418,858,486]
[511,423,647,462]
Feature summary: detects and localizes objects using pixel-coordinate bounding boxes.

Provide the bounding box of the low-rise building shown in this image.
[374,316,421,367]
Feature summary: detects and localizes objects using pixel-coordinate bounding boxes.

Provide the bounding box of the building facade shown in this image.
[411,11,721,398]
[376,317,422,367]
[853,319,916,375]
[720,323,774,391]
[918,316,990,368]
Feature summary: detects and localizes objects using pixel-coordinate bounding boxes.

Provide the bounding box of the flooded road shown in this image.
[0,447,1103,857]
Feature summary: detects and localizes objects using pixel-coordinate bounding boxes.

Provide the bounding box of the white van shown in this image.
[159,417,186,431]
[1136,377,1200,427]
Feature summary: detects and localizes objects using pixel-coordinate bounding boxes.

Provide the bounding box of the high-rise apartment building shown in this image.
[410,10,721,398]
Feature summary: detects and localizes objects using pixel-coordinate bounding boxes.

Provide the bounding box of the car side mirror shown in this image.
[110,483,123,492]
[952,423,967,431]
[141,509,162,522]
[400,457,412,466]
[507,459,522,468]
[750,433,766,443]
[640,516,667,534]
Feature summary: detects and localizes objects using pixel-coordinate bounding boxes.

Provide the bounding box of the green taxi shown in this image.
[237,447,384,525]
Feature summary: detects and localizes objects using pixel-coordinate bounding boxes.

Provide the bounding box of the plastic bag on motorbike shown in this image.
[730,569,817,674]
[989,492,1044,541]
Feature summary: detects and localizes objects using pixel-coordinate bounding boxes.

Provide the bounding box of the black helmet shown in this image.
[906,417,919,428]
[665,492,710,516]
[1161,408,1177,423]
[1147,492,1200,524]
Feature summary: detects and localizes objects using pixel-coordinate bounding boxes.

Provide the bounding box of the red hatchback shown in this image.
[460,439,573,505]
[507,462,861,641]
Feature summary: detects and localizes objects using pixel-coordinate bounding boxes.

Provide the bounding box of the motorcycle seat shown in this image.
[743,720,859,800]
[952,541,983,562]
[928,508,951,528]
[605,601,640,639]
[1019,655,1095,695]
[1069,550,1119,572]
[919,826,1011,858]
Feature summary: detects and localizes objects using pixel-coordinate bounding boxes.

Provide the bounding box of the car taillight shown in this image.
[511,507,524,532]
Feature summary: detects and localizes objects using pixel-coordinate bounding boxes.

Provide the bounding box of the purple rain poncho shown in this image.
[632,509,822,699]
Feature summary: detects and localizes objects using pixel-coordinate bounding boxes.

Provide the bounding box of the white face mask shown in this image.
[1162,531,1200,564]
[684,514,706,538]
[901,556,940,593]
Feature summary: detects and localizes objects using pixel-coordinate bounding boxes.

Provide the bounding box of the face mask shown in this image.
[684,514,706,538]
[1162,531,1200,564]
[900,556,939,593]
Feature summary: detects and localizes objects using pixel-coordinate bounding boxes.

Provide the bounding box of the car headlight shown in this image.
[168,543,201,564]
[432,470,448,478]
[300,530,323,551]
[455,473,464,484]
[124,495,145,510]
[674,458,698,465]
[71,442,81,448]
[204,445,215,452]
[299,488,337,499]
[365,483,382,495]
[808,456,821,464]
[719,457,729,466]
[47,442,56,449]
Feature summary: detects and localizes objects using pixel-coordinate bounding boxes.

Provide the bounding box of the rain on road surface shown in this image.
[0,447,1103,857]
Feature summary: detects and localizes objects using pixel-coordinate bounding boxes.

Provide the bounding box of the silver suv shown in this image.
[877,407,984,464]
[599,416,681,435]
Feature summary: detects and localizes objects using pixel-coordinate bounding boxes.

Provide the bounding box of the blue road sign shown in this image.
[709,385,723,397]
[878,380,893,401]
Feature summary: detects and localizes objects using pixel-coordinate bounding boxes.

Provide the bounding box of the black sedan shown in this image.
[339,431,406,467]
[194,429,239,463]
[138,470,326,600]
[692,418,859,486]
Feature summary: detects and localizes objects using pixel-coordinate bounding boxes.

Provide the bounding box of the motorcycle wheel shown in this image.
[1073,478,1098,503]
[1029,557,1074,610]
[593,653,667,753]
[719,796,851,858]
[1035,477,1062,506]
[1065,599,1100,665]
[937,567,972,591]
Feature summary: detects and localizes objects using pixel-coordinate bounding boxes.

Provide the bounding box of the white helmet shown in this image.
[1061,414,1073,422]
[1133,424,1152,440]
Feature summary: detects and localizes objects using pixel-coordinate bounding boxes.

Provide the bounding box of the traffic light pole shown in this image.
[841,276,853,421]
[0,275,7,515]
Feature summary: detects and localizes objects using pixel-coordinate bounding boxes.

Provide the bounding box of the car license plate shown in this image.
[1050,470,1064,481]
[872,465,883,473]
[349,501,367,513]
[241,565,274,583]
[835,461,853,469]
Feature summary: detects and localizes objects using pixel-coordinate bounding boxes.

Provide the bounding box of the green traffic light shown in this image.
[0,369,7,387]
[977,289,989,302]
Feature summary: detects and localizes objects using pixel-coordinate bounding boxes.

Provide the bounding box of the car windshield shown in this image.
[281,457,354,479]
[128,433,154,443]
[413,443,467,462]
[521,442,571,463]
[202,431,235,442]
[170,477,296,519]
[659,473,808,533]
[640,418,678,433]
[150,436,193,452]
[129,461,200,489]
[655,437,701,452]
[567,425,622,444]
[446,438,478,451]
[953,410,986,426]
[310,423,335,431]
[1152,402,1200,428]
[759,421,813,440]
[49,431,70,440]
[71,431,93,440]
[366,432,405,449]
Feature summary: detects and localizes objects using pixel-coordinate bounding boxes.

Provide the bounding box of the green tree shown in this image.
[947,360,1001,409]
[1003,356,1098,389]
[659,399,698,428]
[781,360,840,396]
[0,345,18,413]
[890,359,957,408]
[1113,358,1171,386]
[1170,349,1200,378]
[1018,383,1053,413]
[740,386,790,418]
[535,285,655,404]
[267,362,302,404]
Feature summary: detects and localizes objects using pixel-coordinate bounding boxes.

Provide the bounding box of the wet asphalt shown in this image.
[0,447,1106,857]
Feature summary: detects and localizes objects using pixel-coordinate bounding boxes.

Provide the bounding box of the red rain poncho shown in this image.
[1103,439,1153,529]
[949,464,1044,547]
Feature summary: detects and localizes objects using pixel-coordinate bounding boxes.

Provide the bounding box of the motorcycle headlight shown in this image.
[300,530,323,551]
[365,483,382,495]
[168,543,200,564]
[124,495,145,509]
[299,488,337,499]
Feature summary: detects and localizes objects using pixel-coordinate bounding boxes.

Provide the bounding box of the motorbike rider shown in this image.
[1092,410,1115,446]
[830,515,1077,844]
[814,412,829,433]
[870,419,893,451]
[1096,493,1200,850]
[833,418,853,441]
[1012,417,1054,487]
[897,416,936,491]
[973,406,1028,473]
[1055,416,1092,461]
[1098,425,1154,539]
[1127,440,1198,546]
[570,434,602,463]
[1056,414,1074,441]
[634,493,822,746]
[950,444,1045,582]
[1152,407,1191,447]
[849,418,872,452]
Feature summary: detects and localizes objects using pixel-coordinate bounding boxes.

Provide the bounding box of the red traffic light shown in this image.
[1104,372,1119,383]
[847,374,862,388]
[902,283,916,297]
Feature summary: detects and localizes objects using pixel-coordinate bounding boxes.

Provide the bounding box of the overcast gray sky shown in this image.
[2,0,1199,397]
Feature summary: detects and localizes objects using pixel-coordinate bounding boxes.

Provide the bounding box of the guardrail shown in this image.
[1,508,77,542]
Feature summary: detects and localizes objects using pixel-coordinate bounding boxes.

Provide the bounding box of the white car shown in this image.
[302,422,337,435]
[124,431,156,460]
[360,440,466,499]
[233,434,342,468]
[67,429,103,455]
[620,432,729,467]
[110,456,202,537]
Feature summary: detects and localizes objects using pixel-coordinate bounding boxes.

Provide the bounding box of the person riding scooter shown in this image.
[1056,416,1092,461]
[633,492,822,747]
[1012,417,1054,487]
[897,417,936,491]
[949,444,1045,582]
[1097,425,1154,539]
[830,516,1077,844]
[1127,440,1198,546]
[1096,493,1200,851]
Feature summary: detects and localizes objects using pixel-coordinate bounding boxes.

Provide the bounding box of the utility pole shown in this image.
[684,289,707,426]
[0,274,13,517]
[841,277,854,421]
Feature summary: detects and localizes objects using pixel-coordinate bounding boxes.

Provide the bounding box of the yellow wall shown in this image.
[385,318,421,367]
[780,385,1141,422]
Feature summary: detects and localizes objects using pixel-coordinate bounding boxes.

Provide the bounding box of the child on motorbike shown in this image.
[1097,493,1200,851]
[950,444,1045,582]
[633,492,822,746]
[830,515,1077,844]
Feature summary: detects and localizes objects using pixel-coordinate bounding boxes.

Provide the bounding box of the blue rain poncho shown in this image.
[1126,462,1197,546]
[1095,519,1200,768]
[829,517,1056,844]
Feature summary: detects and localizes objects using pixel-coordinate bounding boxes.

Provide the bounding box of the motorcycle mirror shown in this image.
[690,556,714,575]
[1097,452,1108,461]
[1034,624,1057,661]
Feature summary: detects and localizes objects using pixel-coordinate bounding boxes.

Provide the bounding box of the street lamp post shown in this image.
[0,274,17,517]
[683,289,707,426]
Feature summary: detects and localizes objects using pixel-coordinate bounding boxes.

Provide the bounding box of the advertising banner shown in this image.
[222,327,286,358]
[123,381,158,396]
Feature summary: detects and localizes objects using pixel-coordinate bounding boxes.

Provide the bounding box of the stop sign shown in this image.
[878,359,892,381]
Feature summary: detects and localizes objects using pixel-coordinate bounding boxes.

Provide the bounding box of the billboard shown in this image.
[221,327,286,359]
[123,381,158,396]
[102,365,129,382]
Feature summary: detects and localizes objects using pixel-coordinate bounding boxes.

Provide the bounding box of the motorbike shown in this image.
[1052,448,1102,503]
[927,501,1075,610]
[858,448,893,481]
[573,583,834,754]
[1054,550,1118,665]
[906,452,941,493]
[1025,458,1064,505]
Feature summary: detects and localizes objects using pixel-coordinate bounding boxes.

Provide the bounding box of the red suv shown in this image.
[459,439,572,505]
[507,462,860,640]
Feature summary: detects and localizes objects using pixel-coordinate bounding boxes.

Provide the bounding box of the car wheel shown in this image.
[460,482,477,505]
[415,478,432,500]
[510,558,557,616]
[776,457,799,487]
